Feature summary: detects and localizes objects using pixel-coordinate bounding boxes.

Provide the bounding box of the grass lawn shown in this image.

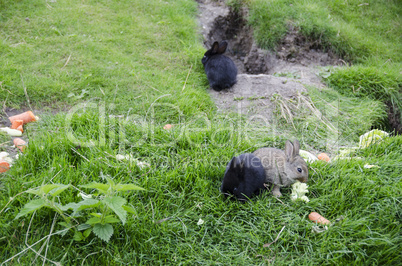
[246,0,401,132]
[1,0,401,264]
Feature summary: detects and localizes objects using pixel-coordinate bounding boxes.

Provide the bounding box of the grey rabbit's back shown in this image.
[253,147,290,185]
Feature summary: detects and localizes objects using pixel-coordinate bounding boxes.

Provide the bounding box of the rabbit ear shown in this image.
[230,156,238,169]
[211,42,220,54]
[292,139,300,156]
[217,41,228,54]
[285,140,294,160]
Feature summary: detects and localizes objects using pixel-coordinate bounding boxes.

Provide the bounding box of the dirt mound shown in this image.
[276,26,341,67]
[210,74,307,122]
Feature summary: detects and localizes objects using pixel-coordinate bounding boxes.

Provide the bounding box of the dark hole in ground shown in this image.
[386,101,402,134]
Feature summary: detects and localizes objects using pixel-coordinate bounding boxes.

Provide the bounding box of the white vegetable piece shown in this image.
[0,151,14,166]
[291,181,309,203]
[359,129,389,149]
[0,127,22,137]
[299,149,318,163]
[116,154,150,169]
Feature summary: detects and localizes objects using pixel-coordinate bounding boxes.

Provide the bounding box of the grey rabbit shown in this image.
[253,140,308,197]
[221,153,266,201]
[202,41,238,91]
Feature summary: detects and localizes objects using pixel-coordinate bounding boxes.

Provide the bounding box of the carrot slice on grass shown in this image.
[16,125,24,133]
[317,153,330,162]
[13,138,27,152]
[308,212,331,225]
[10,119,24,129]
[0,161,10,173]
[163,124,173,130]
[9,111,37,125]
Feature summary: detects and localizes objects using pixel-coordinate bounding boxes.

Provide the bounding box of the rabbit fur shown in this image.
[221,153,267,201]
[253,140,308,197]
[202,41,237,91]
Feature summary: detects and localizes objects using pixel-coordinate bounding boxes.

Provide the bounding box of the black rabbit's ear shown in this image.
[218,41,228,54]
[230,156,239,169]
[211,42,220,54]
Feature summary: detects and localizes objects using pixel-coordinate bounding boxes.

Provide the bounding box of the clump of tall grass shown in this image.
[271,88,387,151]
[323,65,402,132]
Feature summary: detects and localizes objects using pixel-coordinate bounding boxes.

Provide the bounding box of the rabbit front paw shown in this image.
[272,185,282,197]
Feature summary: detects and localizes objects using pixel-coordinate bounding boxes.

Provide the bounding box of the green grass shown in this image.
[1,0,401,264]
[247,0,401,63]
[322,65,402,132]
[244,0,402,130]
[1,113,401,264]
[0,0,212,117]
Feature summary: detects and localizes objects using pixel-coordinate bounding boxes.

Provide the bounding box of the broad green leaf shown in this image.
[61,199,100,212]
[59,203,74,212]
[85,217,102,225]
[93,223,113,242]
[90,213,102,218]
[53,202,67,213]
[104,215,121,224]
[114,184,145,192]
[40,184,65,194]
[104,176,115,188]
[26,188,42,196]
[55,229,69,236]
[122,205,136,215]
[58,222,71,228]
[80,182,109,194]
[49,184,71,197]
[77,224,91,231]
[58,221,73,236]
[83,228,92,238]
[26,184,68,197]
[15,199,46,219]
[102,196,127,225]
[73,231,84,241]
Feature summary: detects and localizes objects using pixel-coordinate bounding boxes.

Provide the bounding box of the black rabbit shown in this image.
[202,41,238,91]
[221,153,267,201]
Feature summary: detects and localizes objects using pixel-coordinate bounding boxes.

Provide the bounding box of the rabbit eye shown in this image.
[297,167,302,173]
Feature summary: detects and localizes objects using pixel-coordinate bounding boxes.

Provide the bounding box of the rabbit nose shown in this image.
[297,177,308,183]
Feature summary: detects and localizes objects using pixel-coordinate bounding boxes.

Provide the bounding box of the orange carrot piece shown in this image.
[16,125,24,133]
[317,153,330,162]
[308,212,331,225]
[13,138,27,152]
[9,111,37,125]
[0,161,10,173]
[163,124,173,130]
[10,119,24,129]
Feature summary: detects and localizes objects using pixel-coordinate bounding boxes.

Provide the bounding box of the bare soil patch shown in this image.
[210,73,306,121]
